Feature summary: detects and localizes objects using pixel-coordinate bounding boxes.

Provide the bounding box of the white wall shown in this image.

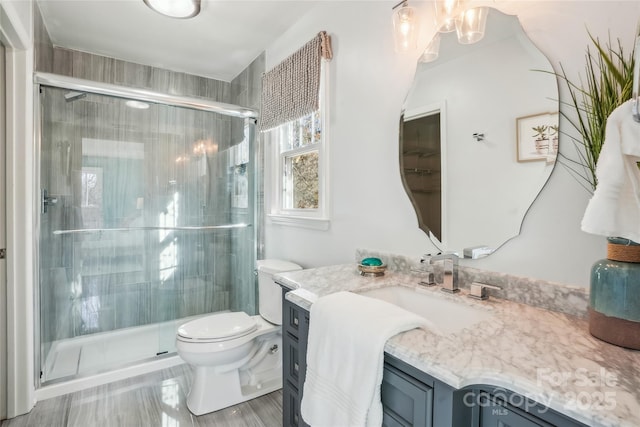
[0,0,32,48]
[264,1,640,288]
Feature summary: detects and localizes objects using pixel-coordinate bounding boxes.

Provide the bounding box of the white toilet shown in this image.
[176,259,302,416]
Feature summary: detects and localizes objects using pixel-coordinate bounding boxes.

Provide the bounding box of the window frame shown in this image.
[267,60,330,230]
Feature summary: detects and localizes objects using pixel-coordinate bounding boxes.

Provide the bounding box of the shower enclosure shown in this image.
[35,74,258,385]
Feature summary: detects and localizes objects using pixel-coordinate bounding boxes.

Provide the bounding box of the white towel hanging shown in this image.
[581,99,640,242]
[300,291,427,427]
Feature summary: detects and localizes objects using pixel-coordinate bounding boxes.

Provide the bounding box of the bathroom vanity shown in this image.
[282,295,585,427]
[276,263,640,427]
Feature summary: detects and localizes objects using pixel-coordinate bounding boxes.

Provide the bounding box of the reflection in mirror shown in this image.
[401,111,443,241]
[401,8,558,258]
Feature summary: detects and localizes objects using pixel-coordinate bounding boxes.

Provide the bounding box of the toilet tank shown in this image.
[257,259,302,325]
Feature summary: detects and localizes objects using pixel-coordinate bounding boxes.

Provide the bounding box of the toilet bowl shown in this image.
[176,259,302,416]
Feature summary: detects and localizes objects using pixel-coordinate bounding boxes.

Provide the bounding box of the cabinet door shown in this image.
[296,310,310,426]
[283,332,301,388]
[474,390,587,427]
[480,404,551,427]
[299,309,309,382]
[284,298,304,338]
[283,384,304,427]
[282,294,311,427]
[382,362,433,427]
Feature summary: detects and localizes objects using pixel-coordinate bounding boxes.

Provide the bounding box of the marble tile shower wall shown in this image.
[49,47,232,102]
[34,5,232,103]
[230,53,264,111]
[34,2,54,73]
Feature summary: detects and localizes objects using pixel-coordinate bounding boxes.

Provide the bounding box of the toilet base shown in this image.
[186,366,282,416]
[177,315,284,416]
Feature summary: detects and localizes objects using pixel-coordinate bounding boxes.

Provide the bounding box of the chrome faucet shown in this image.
[427,253,459,293]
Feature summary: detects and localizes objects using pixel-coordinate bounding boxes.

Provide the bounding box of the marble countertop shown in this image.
[274,264,640,427]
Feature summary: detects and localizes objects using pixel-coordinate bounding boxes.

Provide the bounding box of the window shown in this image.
[80,167,102,208]
[268,63,329,230]
[80,166,103,229]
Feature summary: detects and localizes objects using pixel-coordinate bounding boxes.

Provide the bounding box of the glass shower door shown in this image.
[38,85,256,384]
[151,102,258,356]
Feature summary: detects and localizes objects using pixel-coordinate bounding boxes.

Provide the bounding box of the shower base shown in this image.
[37,315,203,400]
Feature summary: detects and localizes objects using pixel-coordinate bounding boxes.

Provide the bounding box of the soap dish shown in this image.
[358,264,387,277]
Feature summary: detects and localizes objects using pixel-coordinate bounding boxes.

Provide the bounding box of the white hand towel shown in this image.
[300,291,427,427]
[581,99,640,243]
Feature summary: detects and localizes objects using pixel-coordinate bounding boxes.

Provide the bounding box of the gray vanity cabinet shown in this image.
[282,292,445,427]
[281,291,585,427]
[282,291,310,427]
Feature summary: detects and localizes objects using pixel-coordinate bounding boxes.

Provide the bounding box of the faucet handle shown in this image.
[410,266,436,287]
[468,282,501,300]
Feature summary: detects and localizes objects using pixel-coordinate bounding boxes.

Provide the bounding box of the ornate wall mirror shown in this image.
[400,7,559,258]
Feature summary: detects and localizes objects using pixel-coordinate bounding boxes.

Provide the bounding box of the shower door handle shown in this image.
[41,189,58,214]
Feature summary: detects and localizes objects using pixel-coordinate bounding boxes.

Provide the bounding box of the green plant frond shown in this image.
[557,157,596,194]
[557,119,597,176]
[549,29,636,191]
[589,32,627,85]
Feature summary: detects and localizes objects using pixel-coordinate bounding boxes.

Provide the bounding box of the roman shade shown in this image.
[259,31,332,132]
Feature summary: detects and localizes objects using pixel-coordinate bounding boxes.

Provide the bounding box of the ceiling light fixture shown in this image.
[455,7,488,44]
[143,0,201,19]
[392,0,420,53]
[419,33,441,63]
[434,0,465,33]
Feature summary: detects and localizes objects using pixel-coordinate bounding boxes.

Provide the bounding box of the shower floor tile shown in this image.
[3,364,283,427]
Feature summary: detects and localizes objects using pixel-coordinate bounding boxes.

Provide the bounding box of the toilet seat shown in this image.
[176,315,280,355]
[178,312,258,343]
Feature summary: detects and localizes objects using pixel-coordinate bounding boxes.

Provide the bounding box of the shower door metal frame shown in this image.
[0,40,7,422]
[33,72,259,390]
[34,73,259,120]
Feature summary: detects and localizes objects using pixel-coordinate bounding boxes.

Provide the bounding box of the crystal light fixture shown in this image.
[434,0,465,33]
[392,0,420,53]
[455,7,488,44]
[143,0,201,19]
[419,33,441,63]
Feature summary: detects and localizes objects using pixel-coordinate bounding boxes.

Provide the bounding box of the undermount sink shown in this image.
[357,286,494,334]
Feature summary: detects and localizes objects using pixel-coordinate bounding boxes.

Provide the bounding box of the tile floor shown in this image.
[2,365,282,427]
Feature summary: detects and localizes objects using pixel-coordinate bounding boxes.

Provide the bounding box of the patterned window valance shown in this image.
[259,31,333,132]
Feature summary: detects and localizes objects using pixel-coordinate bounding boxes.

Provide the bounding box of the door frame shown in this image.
[404,101,448,250]
[1,0,37,418]
[0,39,7,422]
